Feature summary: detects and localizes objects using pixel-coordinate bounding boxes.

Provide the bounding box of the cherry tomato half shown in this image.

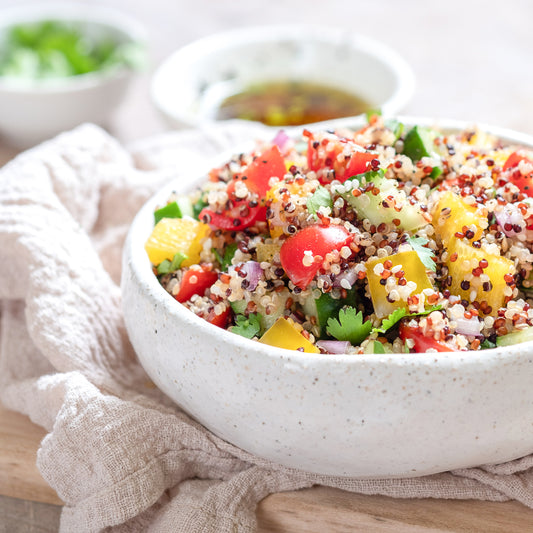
[280,225,353,290]
[503,151,533,198]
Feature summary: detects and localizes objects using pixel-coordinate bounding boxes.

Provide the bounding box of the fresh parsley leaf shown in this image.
[372,305,442,335]
[157,252,187,275]
[231,313,261,339]
[372,340,386,354]
[213,243,238,271]
[407,236,437,272]
[372,308,407,334]
[307,186,333,216]
[326,307,372,346]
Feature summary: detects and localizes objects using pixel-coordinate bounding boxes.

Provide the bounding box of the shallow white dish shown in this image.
[122,117,533,478]
[151,25,415,130]
[0,3,145,147]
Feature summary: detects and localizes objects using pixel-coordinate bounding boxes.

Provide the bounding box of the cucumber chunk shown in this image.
[343,170,428,232]
[496,326,533,347]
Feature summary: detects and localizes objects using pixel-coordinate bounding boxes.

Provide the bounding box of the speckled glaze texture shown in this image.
[122,118,533,478]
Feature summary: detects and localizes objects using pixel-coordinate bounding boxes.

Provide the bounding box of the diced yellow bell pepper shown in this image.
[266,180,315,238]
[145,217,210,267]
[259,317,319,353]
[446,238,515,314]
[366,250,433,318]
[432,190,484,245]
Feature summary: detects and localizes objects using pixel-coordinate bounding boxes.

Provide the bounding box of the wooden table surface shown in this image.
[2,0,533,531]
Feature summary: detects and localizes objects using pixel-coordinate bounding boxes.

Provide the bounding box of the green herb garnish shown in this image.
[231,313,262,339]
[407,236,437,272]
[0,20,145,80]
[326,307,372,346]
[307,185,333,216]
[372,305,443,335]
[480,339,496,350]
[213,243,238,271]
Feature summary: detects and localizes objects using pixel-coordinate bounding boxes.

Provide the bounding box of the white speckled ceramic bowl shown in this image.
[150,25,415,130]
[122,117,533,478]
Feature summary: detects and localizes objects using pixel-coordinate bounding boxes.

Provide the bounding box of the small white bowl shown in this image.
[122,117,533,478]
[0,4,146,147]
[151,25,415,130]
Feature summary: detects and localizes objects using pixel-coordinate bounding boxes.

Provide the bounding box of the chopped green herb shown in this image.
[480,339,496,350]
[307,185,333,216]
[156,252,187,275]
[193,197,209,220]
[326,307,372,346]
[0,20,145,80]
[231,313,262,339]
[372,305,442,334]
[407,236,437,272]
[372,308,407,334]
[213,243,238,271]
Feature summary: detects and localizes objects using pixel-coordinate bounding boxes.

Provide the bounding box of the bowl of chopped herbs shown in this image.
[0,3,146,146]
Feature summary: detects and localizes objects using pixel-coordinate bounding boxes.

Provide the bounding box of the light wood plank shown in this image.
[2,404,533,532]
[0,405,62,505]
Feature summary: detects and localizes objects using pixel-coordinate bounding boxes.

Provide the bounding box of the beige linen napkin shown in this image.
[2,122,533,533]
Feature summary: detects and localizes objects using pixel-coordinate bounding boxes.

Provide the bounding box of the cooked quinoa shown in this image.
[145,116,533,354]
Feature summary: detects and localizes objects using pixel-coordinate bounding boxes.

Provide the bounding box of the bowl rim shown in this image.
[150,24,415,129]
[123,115,533,368]
[0,2,147,94]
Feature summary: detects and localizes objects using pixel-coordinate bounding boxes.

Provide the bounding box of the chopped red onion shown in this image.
[454,316,483,337]
[316,340,351,354]
[272,130,290,152]
[289,312,304,324]
[333,269,357,289]
[495,206,524,237]
[238,261,262,291]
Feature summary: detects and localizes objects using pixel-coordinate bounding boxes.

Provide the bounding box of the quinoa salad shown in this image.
[144,116,533,354]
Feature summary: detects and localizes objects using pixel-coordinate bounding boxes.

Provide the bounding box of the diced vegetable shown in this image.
[259,317,319,353]
[366,251,433,318]
[304,131,376,183]
[305,289,358,337]
[279,225,353,290]
[496,326,533,346]
[145,217,210,267]
[174,266,218,303]
[343,170,428,232]
[399,322,453,352]
[432,190,484,244]
[234,145,286,198]
[402,125,442,178]
[445,239,515,314]
[502,150,533,197]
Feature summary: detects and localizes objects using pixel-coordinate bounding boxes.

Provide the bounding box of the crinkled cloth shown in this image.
[2,123,533,533]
